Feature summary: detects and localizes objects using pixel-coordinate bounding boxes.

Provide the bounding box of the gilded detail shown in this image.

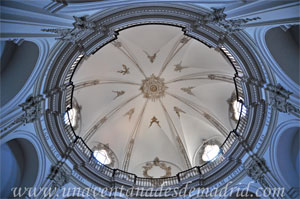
[181,86,195,96]
[149,116,161,128]
[117,64,130,75]
[143,50,159,63]
[140,74,167,101]
[112,90,125,100]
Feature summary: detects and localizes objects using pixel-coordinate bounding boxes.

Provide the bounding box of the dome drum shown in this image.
[36,4,275,195]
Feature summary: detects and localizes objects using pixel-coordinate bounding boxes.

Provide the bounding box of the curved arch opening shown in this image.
[0,40,39,106]
[276,126,300,189]
[265,25,300,85]
[0,138,39,198]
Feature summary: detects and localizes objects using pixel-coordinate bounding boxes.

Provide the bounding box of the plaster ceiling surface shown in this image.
[71,24,236,177]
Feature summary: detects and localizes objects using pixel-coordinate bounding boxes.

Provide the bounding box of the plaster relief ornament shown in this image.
[181,86,195,96]
[266,84,300,116]
[195,7,260,35]
[112,90,125,100]
[142,157,172,178]
[174,106,185,118]
[149,116,161,128]
[124,108,135,120]
[143,50,159,63]
[245,158,269,188]
[41,15,98,45]
[48,165,69,189]
[117,64,130,75]
[174,61,188,72]
[20,95,44,123]
[73,15,96,30]
[1,95,44,133]
[140,74,167,101]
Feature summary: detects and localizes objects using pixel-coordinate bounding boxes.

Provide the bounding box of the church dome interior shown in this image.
[0,1,299,198]
[70,24,237,177]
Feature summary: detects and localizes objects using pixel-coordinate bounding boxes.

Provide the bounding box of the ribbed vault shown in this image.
[71,25,236,177]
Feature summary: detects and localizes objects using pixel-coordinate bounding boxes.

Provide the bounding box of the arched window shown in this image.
[91,143,117,167]
[198,138,222,164]
[202,144,220,162]
[94,149,112,165]
[64,98,81,130]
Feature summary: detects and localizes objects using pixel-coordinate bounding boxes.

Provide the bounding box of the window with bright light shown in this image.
[202,144,220,162]
[232,100,246,120]
[64,108,78,128]
[94,149,112,165]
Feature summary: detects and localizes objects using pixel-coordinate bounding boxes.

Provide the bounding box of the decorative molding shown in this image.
[160,100,192,168]
[166,73,234,84]
[167,92,229,137]
[195,7,260,35]
[74,80,100,90]
[207,74,233,83]
[158,36,190,77]
[74,79,139,91]
[10,38,25,46]
[149,116,161,128]
[1,94,44,134]
[244,158,269,188]
[117,64,130,75]
[280,24,292,32]
[72,15,96,30]
[48,165,69,189]
[43,1,68,13]
[83,94,142,142]
[0,115,24,134]
[112,39,147,78]
[266,84,300,116]
[83,116,107,142]
[122,100,148,171]
[203,112,228,137]
[20,95,44,123]
[41,15,101,50]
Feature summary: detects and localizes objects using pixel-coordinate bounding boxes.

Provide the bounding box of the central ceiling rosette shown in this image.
[71,25,237,177]
[140,74,167,101]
